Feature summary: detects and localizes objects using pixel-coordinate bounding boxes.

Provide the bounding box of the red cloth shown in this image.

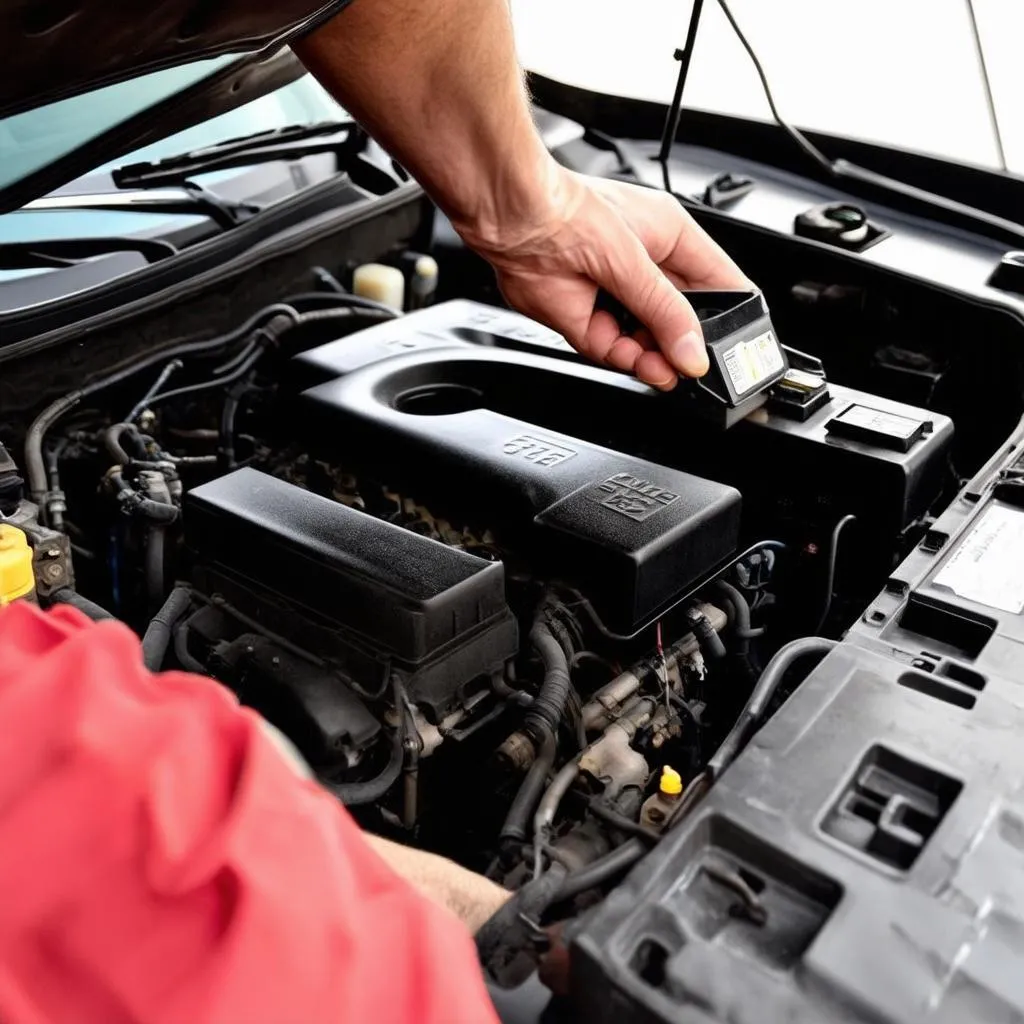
[0,602,499,1024]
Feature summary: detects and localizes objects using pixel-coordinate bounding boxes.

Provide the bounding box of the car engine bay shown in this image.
[4,111,1024,1023]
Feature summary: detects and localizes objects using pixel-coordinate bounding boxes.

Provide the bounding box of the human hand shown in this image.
[459,168,753,391]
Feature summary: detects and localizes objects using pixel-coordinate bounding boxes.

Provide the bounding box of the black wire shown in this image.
[282,290,401,318]
[704,636,836,784]
[554,838,646,902]
[212,338,260,376]
[713,0,834,176]
[25,302,300,503]
[814,514,857,634]
[145,345,267,408]
[588,800,661,844]
[126,358,184,423]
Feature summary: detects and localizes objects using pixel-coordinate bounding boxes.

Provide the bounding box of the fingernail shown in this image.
[670,330,709,377]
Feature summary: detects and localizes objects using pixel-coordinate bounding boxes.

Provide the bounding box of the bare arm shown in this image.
[296,0,553,247]
[364,834,510,935]
[294,0,751,388]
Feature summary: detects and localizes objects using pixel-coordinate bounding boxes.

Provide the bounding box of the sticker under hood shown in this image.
[0,0,352,120]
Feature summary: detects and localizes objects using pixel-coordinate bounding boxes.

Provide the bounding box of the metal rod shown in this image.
[964,0,1006,172]
[657,0,706,173]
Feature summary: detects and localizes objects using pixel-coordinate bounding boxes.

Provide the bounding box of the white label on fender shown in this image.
[722,330,785,396]
[934,505,1024,614]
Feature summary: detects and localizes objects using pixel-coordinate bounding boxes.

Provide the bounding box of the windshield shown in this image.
[0,71,350,291]
[0,58,241,191]
[512,0,1024,174]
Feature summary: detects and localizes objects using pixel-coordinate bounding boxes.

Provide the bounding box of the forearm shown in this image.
[364,834,510,934]
[293,0,557,247]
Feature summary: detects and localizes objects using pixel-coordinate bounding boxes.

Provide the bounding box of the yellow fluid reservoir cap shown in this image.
[660,765,683,797]
[0,525,34,605]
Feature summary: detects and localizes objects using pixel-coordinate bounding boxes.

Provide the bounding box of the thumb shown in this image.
[604,240,709,378]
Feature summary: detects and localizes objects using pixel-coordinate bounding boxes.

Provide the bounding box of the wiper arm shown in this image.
[24,184,260,230]
[112,119,360,189]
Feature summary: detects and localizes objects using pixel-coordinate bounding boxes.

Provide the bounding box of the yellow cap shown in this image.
[0,525,35,605]
[659,765,683,797]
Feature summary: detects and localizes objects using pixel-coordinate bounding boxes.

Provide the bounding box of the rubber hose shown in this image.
[321,677,407,806]
[219,387,244,470]
[534,761,581,841]
[126,358,184,424]
[688,607,727,660]
[492,675,534,707]
[714,580,763,642]
[104,423,143,467]
[555,838,646,902]
[284,289,401,317]
[293,306,394,328]
[814,514,858,634]
[588,800,661,843]
[545,615,576,665]
[145,525,165,611]
[523,622,572,740]
[26,394,79,503]
[475,863,569,973]
[142,585,192,671]
[24,303,302,502]
[138,499,178,523]
[500,728,557,843]
[707,636,837,780]
[49,588,115,621]
[173,621,209,675]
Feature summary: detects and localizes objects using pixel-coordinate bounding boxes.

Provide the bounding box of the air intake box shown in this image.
[298,354,742,635]
[184,468,518,721]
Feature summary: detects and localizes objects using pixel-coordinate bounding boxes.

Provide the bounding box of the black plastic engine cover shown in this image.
[298,355,742,635]
[184,468,518,721]
[290,300,953,540]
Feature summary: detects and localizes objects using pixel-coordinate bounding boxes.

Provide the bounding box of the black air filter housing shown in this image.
[298,352,742,634]
[185,468,518,721]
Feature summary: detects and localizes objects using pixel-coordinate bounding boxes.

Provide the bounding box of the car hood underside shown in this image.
[0,0,350,120]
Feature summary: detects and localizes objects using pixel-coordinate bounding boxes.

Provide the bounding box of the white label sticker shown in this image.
[834,404,922,441]
[722,330,785,396]
[933,505,1024,614]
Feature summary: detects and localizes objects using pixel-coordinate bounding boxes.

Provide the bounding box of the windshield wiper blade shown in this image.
[24,184,260,229]
[112,119,360,189]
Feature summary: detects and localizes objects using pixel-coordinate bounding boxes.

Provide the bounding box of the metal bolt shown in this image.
[42,564,65,582]
[271,656,280,667]
[45,548,61,559]
[648,808,665,825]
